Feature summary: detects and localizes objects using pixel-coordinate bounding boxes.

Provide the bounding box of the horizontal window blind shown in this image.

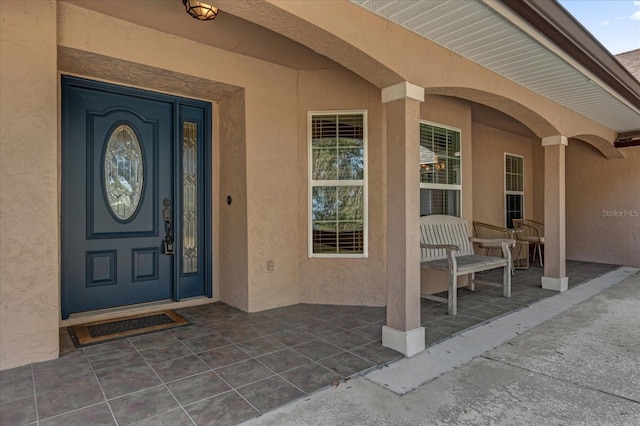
[505,154,524,228]
[310,112,367,257]
[419,122,461,217]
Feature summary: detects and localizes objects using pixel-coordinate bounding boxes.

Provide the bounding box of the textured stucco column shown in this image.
[0,0,59,369]
[382,82,425,357]
[542,135,568,292]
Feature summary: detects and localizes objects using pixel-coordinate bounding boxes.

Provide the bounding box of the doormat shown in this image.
[68,310,189,348]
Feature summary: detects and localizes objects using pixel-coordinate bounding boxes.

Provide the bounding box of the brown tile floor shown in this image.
[0,261,618,426]
[420,261,619,346]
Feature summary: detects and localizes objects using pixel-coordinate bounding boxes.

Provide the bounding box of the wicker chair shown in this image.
[512,219,544,266]
[472,221,526,273]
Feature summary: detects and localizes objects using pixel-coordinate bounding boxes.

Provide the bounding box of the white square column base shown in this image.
[382,325,425,357]
[542,276,569,292]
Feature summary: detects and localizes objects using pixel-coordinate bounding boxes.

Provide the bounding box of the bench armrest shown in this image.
[469,238,515,247]
[469,238,514,261]
[420,243,459,271]
[420,243,459,251]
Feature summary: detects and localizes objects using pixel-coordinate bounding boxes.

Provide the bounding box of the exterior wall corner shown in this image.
[0,0,60,369]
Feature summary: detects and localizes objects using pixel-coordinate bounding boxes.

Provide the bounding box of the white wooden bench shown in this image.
[420,215,514,315]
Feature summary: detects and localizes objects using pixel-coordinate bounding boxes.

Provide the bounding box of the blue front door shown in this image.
[61,76,211,319]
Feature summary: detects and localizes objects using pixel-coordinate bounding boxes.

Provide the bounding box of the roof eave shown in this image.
[500,0,640,112]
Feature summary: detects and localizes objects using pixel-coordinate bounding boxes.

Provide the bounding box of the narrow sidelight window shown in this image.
[505,153,524,228]
[182,121,198,273]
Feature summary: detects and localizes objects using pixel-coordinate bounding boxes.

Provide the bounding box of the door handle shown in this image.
[162,198,174,255]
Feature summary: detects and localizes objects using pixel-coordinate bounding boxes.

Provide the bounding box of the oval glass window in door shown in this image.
[104,124,144,221]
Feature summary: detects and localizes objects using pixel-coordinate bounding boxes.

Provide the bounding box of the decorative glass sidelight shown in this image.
[182,121,198,273]
[104,124,143,221]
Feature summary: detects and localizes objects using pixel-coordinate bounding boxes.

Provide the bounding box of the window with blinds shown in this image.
[419,122,461,217]
[309,111,367,257]
[505,153,524,228]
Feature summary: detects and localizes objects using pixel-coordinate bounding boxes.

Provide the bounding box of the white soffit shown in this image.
[351,0,640,133]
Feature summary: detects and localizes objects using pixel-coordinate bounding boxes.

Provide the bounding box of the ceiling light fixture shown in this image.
[182,0,219,21]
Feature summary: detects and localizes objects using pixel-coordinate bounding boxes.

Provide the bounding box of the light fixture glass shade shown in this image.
[183,0,219,21]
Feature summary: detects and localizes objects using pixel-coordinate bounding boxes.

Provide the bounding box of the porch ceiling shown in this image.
[350,0,640,134]
[63,0,340,71]
[64,0,639,135]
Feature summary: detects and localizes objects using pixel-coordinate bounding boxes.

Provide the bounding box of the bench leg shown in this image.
[467,273,475,291]
[448,271,458,315]
[532,243,543,267]
[503,265,511,298]
[538,244,544,267]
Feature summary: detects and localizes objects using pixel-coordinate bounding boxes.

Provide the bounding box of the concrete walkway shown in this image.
[243,268,640,425]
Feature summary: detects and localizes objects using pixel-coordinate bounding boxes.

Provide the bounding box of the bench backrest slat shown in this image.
[420,215,473,260]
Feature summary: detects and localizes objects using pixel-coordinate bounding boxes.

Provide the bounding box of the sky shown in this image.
[558,0,640,54]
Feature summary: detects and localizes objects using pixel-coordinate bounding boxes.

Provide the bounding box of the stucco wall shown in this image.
[245,72,300,312]
[0,1,60,369]
[218,92,249,310]
[471,123,535,227]
[297,69,387,306]
[566,143,640,267]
